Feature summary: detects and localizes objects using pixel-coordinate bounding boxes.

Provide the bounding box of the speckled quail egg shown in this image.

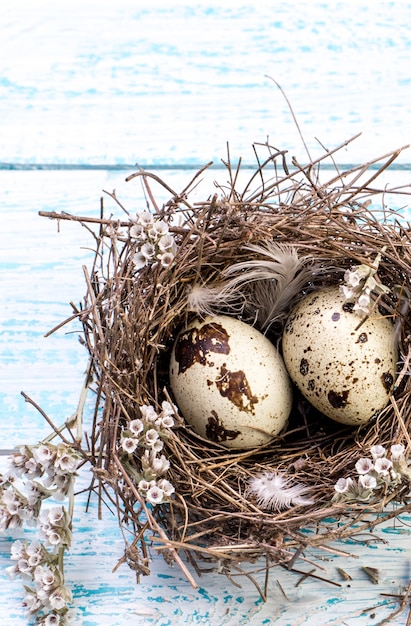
[169,315,293,448]
[282,286,398,426]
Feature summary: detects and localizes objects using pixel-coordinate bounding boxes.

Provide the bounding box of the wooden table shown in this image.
[1,168,411,625]
[1,2,411,623]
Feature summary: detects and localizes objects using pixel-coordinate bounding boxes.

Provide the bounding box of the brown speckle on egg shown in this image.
[205,410,241,443]
[381,371,394,392]
[328,389,350,408]
[342,302,355,313]
[174,322,230,374]
[356,332,368,344]
[215,365,258,414]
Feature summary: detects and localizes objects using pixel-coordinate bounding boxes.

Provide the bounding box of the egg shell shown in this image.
[169,315,293,449]
[282,286,398,426]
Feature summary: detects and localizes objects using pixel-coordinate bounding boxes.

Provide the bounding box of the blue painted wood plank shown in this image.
[1,1,411,623]
[0,1,410,166]
[1,168,411,625]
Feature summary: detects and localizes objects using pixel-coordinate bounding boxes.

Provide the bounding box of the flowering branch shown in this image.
[340,248,390,316]
[1,441,82,624]
[119,401,176,506]
[333,444,411,503]
[129,212,178,270]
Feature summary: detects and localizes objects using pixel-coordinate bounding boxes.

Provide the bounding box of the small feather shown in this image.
[186,282,245,317]
[223,242,317,331]
[247,472,314,512]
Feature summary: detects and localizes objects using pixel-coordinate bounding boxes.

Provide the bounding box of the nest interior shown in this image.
[44,138,411,593]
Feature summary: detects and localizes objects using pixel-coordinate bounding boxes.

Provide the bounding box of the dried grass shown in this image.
[41,135,411,596]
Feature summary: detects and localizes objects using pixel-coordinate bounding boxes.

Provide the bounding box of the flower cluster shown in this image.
[340,249,390,316]
[1,443,81,533]
[333,444,411,503]
[120,402,176,506]
[7,539,72,625]
[0,442,81,623]
[130,212,177,270]
[247,472,314,511]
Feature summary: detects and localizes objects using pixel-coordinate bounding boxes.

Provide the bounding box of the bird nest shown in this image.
[42,136,411,596]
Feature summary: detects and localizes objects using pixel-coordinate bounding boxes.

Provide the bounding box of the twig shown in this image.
[20,392,75,447]
[113,453,198,590]
[377,580,411,625]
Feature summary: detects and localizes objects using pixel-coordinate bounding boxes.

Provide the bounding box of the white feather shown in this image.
[185,242,319,327]
[186,282,245,317]
[223,242,316,331]
[247,472,314,511]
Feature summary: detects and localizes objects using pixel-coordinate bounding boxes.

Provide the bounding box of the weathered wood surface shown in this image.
[1,1,411,624]
[1,168,411,625]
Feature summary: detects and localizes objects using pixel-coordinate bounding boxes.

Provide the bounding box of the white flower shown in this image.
[47,506,65,526]
[355,458,374,475]
[157,233,174,251]
[5,563,20,579]
[129,419,144,435]
[2,488,24,515]
[141,449,151,470]
[137,212,154,227]
[43,613,63,626]
[53,473,75,499]
[157,479,175,497]
[353,292,371,315]
[150,454,170,475]
[140,405,158,422]
[359,474,378,489]
[22,591,43,614]
[17,558,32,575]
[151,439,164,452]
[370,445,386,459]
[374,457,393,476]
[49,588,70,611]
[121,437,138,454]
[334,476,355,494]
[160,401,176,417]
[140,242,156,260]
[129,223,145,240]
[344,269,360,287]
[340,284,356,301]
[158,252,175,268]
[147,226,161,241]
[390,444,406,461]
[26,540,43,557]
[54,448,81,474]
[10,450,31,476]
[46,531,64,546]
[34,564,56,589]
[10,539,26,560]
[247,472,314,511]
[28,552,42,568]
[0,469,16,485]
[24,457,42,477]
[146,485,165,505]
[33,444,56,469]
[152,220,169,237]
[145,429,160,446]
[159,415,174,429]
[132,251,147,269]
[138,479,151,493]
